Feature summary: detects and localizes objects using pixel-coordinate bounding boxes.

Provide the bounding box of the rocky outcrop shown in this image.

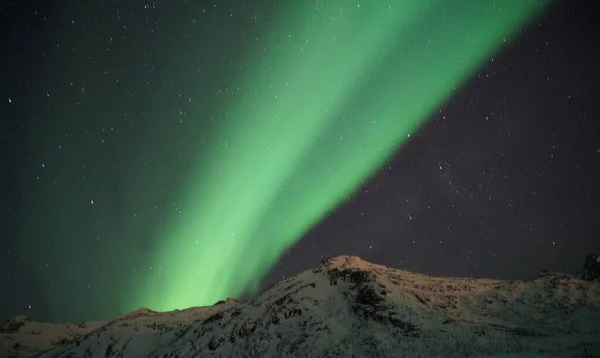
[581,253,600,281]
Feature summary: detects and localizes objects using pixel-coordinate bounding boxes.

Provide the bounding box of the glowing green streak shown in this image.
[138,1,549,312]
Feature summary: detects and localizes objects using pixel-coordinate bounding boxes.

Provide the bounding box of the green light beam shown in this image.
[136,0,550,312]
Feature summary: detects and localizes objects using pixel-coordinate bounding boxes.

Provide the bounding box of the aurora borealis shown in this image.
[2,0,599,323]
[140,1,549,312]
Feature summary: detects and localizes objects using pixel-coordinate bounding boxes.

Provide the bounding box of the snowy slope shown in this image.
[2,255,599,358]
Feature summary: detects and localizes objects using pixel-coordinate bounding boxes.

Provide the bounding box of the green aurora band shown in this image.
[132,1,551,312]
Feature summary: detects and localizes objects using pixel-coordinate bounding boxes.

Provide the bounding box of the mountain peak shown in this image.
[2,256,599,357]
[320,254,370,270]
[119,308,158,320]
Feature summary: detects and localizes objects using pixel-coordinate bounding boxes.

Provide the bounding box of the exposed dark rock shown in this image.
[581,253,600,281]
[213,297,239,306]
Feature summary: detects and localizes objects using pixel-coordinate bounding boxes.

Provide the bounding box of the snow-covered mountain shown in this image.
[2,255,599,358]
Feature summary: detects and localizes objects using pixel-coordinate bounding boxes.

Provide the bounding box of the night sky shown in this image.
[1,0,599,324]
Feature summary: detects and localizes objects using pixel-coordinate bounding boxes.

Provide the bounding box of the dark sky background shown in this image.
[1,0,599,323]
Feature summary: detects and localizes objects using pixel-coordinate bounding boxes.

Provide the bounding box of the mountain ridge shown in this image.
[2,255,599,357]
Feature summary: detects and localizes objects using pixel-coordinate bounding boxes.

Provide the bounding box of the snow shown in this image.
[2,255,599,357]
